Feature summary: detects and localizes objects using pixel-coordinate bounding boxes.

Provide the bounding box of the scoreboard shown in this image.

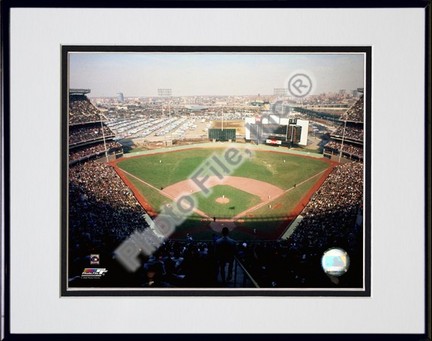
[208,128,236,141]
[245,117,308,146]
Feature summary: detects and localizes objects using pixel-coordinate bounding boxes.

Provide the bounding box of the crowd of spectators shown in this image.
[296,162,363,233]
[325,95,363,160]
[77,233,280,288]
[325,141,363,158]
[332,125,364,141]
[69,141,123,162]
[68,93,141,284]
[69,125,115,146]
[238,162,364,287]
[70,222,233,288]
[69,95,103,125]
[68,161,150,279]
[133,239,219,287]
[340,96,364,123]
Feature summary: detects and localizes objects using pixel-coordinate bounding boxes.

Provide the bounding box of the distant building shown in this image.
[244,115,309,146]
[117,92,125,103]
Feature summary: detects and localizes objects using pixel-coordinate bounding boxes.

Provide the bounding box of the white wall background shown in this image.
[9,8,425,334]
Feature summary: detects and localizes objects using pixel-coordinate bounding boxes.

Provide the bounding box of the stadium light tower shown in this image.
[158,88,172,117]
[99,113,109,162]
[158,88,173,145]
[338,118,347,163]
[274,88,288,99]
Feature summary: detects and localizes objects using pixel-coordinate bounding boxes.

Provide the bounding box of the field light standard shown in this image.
[158,88,172,116]
[158,88,173,145]
[100,113,109,162]
[338,118,347,163]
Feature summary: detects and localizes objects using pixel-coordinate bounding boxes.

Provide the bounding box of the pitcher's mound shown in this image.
[216,197,230,204]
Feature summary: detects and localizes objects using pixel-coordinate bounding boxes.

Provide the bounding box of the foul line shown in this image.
[119,168,210,219]
[119,166,331,224]
[233,168,330,219]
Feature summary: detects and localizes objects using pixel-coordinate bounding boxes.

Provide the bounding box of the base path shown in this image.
[114,167,211,218]
[162,176,284,202]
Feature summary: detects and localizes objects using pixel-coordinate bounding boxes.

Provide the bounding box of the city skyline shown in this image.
[70,52,365,97]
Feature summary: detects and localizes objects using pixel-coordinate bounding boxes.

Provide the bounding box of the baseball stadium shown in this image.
[66,88,365,291]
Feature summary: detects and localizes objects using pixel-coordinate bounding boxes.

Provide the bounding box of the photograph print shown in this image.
[62,47,370,295]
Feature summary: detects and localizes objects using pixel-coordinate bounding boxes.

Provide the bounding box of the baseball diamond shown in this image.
[111,147,334,240]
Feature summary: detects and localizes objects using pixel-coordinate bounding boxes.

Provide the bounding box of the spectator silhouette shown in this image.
[214,227,236,284]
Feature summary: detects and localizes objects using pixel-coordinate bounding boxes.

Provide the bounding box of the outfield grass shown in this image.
[119,149,212,188]
[126,175,170,210]
[192,185,261,218]
[250,175,318,218]
[118,148,329,190]
[116,147,330,239]
[231,151,327,189]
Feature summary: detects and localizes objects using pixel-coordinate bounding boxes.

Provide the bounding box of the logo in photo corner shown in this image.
[81,268,108,279]
[321,248,350,277]
[90,254,100,265]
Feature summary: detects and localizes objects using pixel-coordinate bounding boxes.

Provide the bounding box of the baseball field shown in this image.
[112,146,334,240]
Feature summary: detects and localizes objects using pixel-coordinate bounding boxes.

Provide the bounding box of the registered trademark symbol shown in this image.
[288,73,313,98]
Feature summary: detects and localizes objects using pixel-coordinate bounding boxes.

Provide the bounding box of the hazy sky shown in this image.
[69,52,365,97]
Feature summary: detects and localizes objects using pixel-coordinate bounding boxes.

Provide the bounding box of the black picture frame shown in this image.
[1,0,430,340]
